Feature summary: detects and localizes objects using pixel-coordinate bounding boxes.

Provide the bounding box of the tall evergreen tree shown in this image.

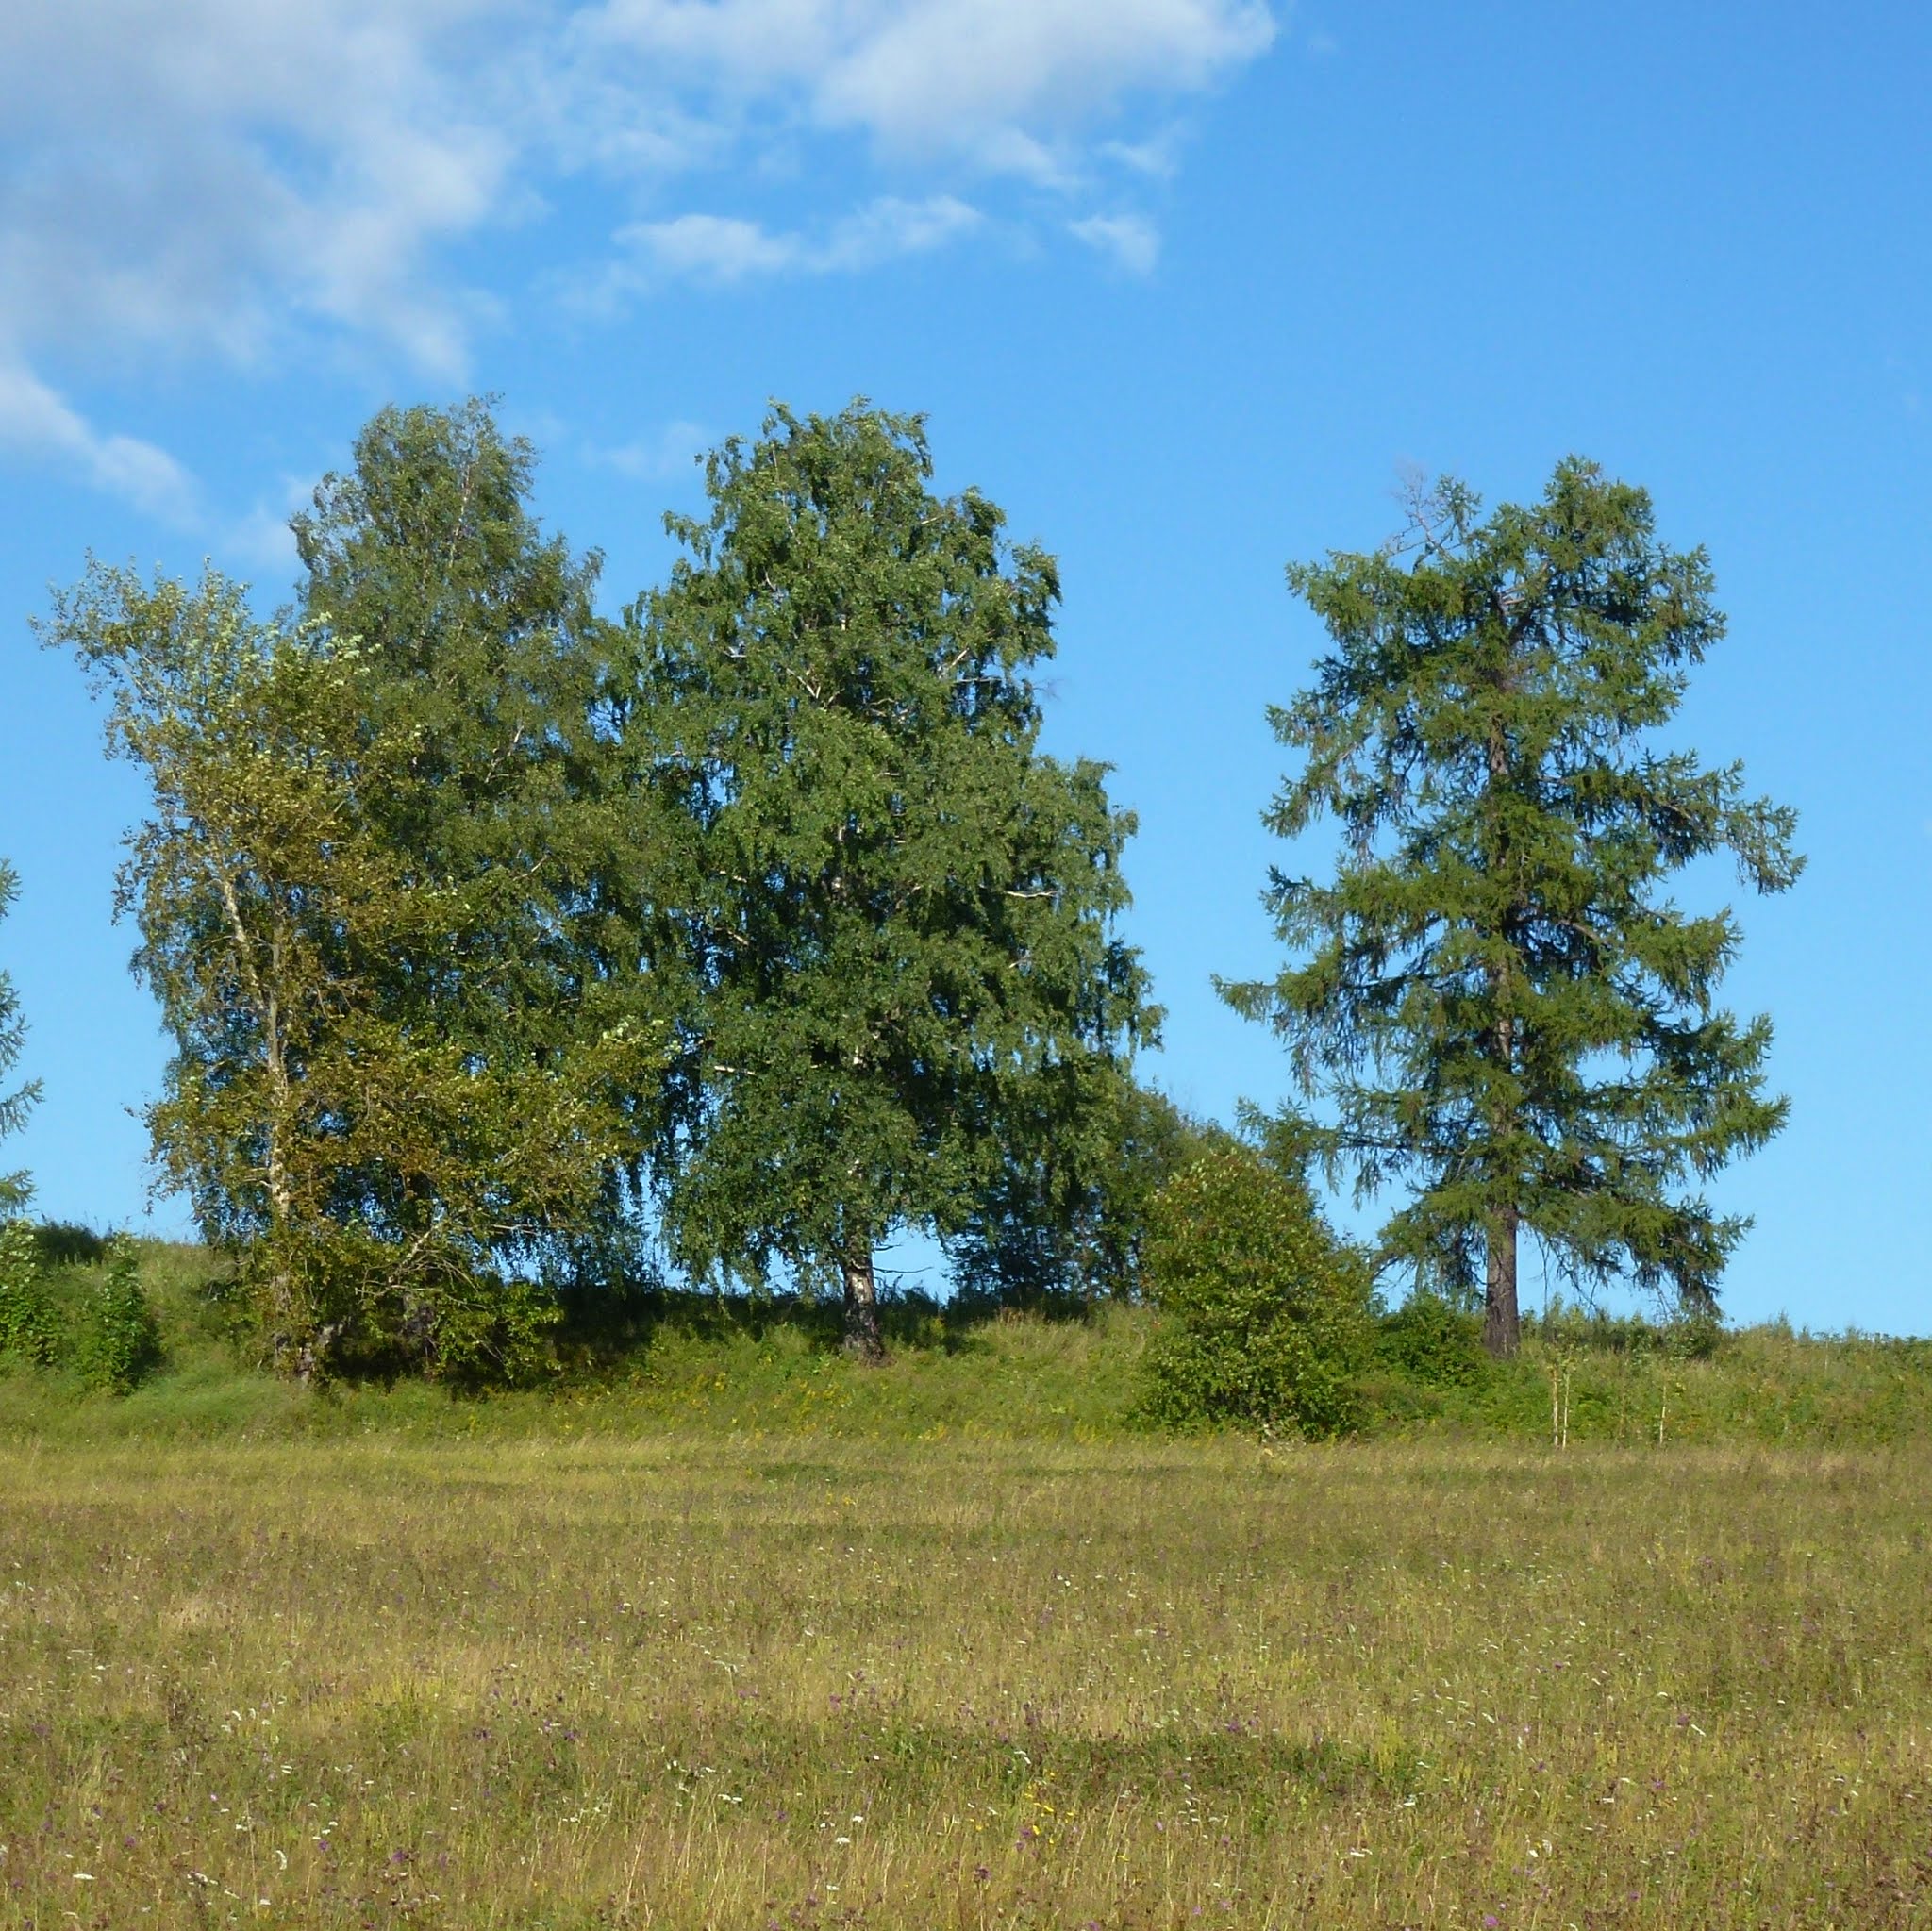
[632,402,1155,1357]
[0,860,41,1215]
[1222,461,1801,1356]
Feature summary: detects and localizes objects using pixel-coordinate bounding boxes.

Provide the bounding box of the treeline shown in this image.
[3,400,1802,1416]
[25,401,1181,1382]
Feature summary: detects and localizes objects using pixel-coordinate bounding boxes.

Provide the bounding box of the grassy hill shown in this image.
[3,1234,1928,1449]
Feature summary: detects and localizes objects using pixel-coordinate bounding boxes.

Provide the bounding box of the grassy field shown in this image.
[1,1429,1928,1929]
[3,1244,1930,1926]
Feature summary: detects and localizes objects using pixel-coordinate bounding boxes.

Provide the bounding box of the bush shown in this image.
[1139,1145,1374,1436]
[1377,1291,1490,1389]
[0,1218,60,1366]
[74,1235,164,1393]
[33,1220,108,1268]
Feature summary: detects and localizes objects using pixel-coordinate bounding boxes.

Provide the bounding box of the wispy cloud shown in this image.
[617,194,982,286]
[590,418,715,480]
[1069,212,1162,275]
[1,0,1278,511]
[577,0,1274,175]
[0,358,198,522]
[0,0,523,379]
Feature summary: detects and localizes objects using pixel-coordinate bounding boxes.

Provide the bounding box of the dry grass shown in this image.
[0,1432,1926,1928]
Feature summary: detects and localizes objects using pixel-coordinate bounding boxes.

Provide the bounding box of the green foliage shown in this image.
[1223,460,1802,1351]
[0,1219,59,1367]
[73,1235,163,1393]
[0,1229,1926,1451]
[291,400,645,1125]
[945,1077,1225,1307]
[32,1222,107,1268]
[1529,1295,1724,1361]
[42,405,660,1382]
[632,402,1155,1348]
[1376,1290,1489,1389]
[0,861,41,1216]
[1139,1144,1374,1436]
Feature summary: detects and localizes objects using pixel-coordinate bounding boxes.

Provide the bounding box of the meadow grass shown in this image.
[1,1428,1927,1928]
[3,1245,1929,1925]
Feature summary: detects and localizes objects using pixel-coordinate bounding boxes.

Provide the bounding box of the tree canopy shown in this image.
[1222,460,1801,1355]
[631,402,1156,1355]
[42,537,655,1379]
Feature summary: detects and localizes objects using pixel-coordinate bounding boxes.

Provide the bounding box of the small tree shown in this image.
[1223,461,1801,1356]
[0,1218,58,1367]
[945,1076,1224,1306]
[0,860,41,1215]
[75,1235,163,1394]
[633,402,1155,1357]
[1141,1143,1374,1436]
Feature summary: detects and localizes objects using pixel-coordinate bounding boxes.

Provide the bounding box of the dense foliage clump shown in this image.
[1140,1144,1374,1436]
[1374,1290,1489,1389]
[0,1224,162,1391]
[0,1220,59,1366]
[73,1235,163,1393]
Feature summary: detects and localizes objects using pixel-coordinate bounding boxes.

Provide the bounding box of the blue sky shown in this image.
[2,0,1926,1333]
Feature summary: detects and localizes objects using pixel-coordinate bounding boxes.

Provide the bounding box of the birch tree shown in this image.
[632,403,1155,1357]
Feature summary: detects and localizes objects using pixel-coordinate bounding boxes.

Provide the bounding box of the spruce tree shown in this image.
[0,860,41,1215]
[1222,460,1802,1356]
[632,403,1155,1357]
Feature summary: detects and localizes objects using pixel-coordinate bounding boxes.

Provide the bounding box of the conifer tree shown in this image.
[1223,461,1801,1356]
[0,860,41,1215]
[633,403,1155,1357]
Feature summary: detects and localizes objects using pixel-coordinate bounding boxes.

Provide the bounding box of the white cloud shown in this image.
[591,419,715,479]
[579,0,1275,173]
[0,0,524,378]
[0,358,198,521]
[1070,212,1162,275]
[618,194,981,285]
[623,213,801,283]
[1,0,1277,510]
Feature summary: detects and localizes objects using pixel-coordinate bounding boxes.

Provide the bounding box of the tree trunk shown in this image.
[841,1234,886,1364]
[1480,679,1524,1362]
[1483,1204,1521,1358]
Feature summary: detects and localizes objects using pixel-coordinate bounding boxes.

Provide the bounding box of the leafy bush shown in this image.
[0,1219,60,1366]
[1528,1298,1726,1361]
[1139,1145,1374,1436]
[33,1221,108,1268]
[74,1236,164,1393]
[1377,1291,1490,1389]
[1670,1307,1725,1360]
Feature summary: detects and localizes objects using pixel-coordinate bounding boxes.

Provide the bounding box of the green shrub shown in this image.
[1377,1291,1490,1388]
[32,1220,108,1268]
[74,1235,164,1393]
[0,1218,60,1366]
[1139,1145,1374,1436]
